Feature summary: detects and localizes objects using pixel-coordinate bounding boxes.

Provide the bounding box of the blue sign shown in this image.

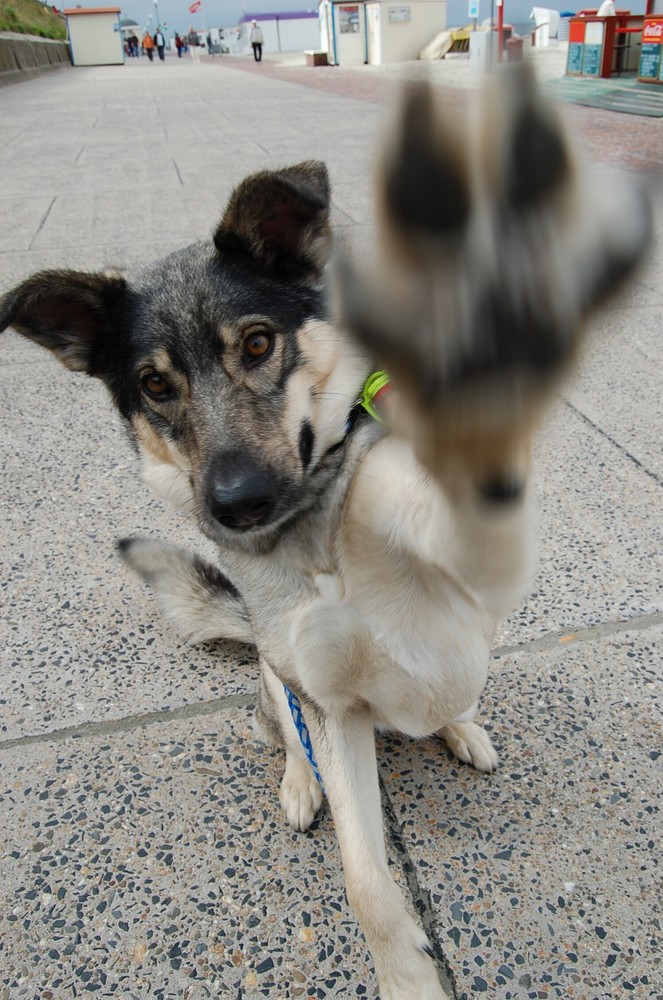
[582,43,601,77]
[468,0,479,19]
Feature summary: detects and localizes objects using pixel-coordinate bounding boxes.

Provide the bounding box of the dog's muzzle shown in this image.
[206,453,278,532]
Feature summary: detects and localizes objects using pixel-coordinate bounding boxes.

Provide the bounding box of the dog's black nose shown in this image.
[206,456,277,531]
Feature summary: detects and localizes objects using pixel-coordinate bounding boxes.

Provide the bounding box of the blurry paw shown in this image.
[339,66,650,425]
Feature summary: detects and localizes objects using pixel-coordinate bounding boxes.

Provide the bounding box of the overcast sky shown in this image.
[120,0,647,38]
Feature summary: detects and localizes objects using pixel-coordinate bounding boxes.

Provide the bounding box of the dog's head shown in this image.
[1,161,370,551]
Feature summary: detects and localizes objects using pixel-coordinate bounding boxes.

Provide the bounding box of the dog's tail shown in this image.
[118,538,254,646]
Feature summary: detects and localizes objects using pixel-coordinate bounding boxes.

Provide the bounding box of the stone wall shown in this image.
[0,31,71,86]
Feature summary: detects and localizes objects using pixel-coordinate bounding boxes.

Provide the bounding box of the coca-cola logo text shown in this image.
[643,20,663,43]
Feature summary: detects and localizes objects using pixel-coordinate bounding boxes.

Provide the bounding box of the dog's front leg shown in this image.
[303,704,451,1000]
[289,595,449,997]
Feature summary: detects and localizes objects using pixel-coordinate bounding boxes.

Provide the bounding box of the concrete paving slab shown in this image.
[0,141,82,167]
[0,129,23,151]
[29,190,224,252]
[565,306,663,480]
[67,150,184,190]
[379,626,662,999]
[0,163,74,201]
[497,399,663,647]
[0,195,56,253]
[0,709,378,998]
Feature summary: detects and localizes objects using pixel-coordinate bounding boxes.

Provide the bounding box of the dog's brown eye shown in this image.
[142,372,171,398]
[244,331,273,365]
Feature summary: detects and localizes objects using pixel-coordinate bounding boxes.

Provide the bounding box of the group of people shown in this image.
[127,21,264,63]
[141,28,167,61]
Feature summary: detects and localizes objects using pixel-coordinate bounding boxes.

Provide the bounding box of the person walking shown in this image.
[187,26,201,63]
[154,27,166,61]
[175,33,184,57]
[142,31,155,61]
[249,19,264,62]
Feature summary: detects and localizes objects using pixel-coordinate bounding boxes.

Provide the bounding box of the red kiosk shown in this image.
[567,9,644,77]
[639,13,663,82]
[566,0,659,78]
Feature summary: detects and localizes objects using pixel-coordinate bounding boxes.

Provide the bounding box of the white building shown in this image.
[319,0,447,65]
[64,6,124,66]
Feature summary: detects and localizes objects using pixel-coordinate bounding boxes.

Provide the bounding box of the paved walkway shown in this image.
[0,51,661,1000]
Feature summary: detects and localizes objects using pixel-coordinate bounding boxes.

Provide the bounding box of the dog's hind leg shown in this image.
[117,538,254,645]
[260,660,324,832]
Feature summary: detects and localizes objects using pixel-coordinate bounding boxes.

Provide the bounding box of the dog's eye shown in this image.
[243,330,273,366]
[142,372,171,399]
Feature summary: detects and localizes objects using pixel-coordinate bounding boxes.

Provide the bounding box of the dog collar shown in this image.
[344,370,392,437]
[359,370,391,423]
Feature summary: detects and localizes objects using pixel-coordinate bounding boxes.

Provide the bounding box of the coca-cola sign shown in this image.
[643,18,663,44]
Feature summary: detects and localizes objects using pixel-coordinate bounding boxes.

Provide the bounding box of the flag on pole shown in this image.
[188,0,202,12]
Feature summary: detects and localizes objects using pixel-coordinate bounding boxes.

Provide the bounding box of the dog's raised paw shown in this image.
[340,65,650,434]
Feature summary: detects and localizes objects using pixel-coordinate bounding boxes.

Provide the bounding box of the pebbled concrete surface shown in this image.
[0,49,661,1000]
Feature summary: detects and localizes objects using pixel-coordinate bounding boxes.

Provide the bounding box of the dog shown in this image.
[0,67,649,999]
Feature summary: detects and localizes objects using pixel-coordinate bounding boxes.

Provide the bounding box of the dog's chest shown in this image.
[229,432,492,732]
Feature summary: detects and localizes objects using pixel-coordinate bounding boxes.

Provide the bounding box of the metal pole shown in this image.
[497,0,504,62]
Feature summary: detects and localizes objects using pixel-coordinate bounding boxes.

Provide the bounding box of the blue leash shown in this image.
[283,685,325,793]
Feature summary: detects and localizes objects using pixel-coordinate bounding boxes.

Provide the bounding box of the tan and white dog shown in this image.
[0,68,649,998]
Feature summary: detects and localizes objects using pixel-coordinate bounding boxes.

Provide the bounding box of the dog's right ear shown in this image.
[213,160,331,278]
[0,269,129,375]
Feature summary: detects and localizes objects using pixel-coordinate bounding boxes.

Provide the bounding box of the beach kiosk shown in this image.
[638,13,663,81]
[319,0,446,65]
[566,7,645,77]
[64,7,124,66]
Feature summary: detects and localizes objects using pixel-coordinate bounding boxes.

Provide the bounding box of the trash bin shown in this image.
[506,35,524,61]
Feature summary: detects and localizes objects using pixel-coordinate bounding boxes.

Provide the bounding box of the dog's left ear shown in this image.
[0,269,129,375]
[214,160,331,278]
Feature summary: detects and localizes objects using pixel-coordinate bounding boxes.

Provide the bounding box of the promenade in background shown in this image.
[0,48,661,1000]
